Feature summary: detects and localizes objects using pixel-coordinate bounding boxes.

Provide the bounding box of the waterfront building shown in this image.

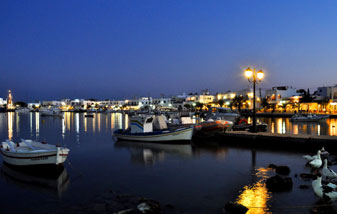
[171,94,186,111]
[216,89,263,110]
[152,98,173,110]
[186,90,215,106]
[0,97,6,106]
[27,102,41,110]
[42,100,64,107]
[264,86,301,112]
[311,85,337,113]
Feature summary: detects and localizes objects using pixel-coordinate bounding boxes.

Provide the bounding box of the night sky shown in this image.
[1,0,337,101]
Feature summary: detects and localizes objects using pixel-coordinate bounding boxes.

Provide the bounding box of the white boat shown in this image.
[39,107,63,116]
[113,115,193,143]
[290,114,329,122]
[206,107,240,122]
[0,139,70,166]
[15,108,30,113]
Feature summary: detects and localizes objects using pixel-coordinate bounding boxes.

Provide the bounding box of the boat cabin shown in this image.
[130,115,168,133]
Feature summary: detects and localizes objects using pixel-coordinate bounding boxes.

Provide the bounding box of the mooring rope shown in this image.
[66,160,83,177]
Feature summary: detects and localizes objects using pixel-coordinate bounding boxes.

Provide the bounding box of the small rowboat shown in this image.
[0,139,70,166]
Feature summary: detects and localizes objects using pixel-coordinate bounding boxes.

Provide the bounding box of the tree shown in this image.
[217,99,225,107]
[195,102,204,111]
[298,88,314,103]
[318,97,330,112]
[298,88,314,112]
[230,95,246,112]
[261,98,269,110]
[14,101,27,107]
[184,104,191,110]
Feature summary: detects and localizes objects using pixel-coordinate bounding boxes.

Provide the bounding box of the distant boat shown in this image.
[113,115,193,143]
[15,107,30,113]
[206,107,240,122]
[39,107,63,117]
[290,114,329,122]
[85,113,94,118]
[0,139,70,166]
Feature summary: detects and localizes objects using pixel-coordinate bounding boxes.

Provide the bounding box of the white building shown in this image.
[314,85,337,102]
[28,102,41,109]
[265,86,301,105]
[0,98,6,106]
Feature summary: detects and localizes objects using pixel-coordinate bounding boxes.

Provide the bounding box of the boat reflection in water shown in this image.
[0,163,70,198]
[114,141,193,165]
[237,168,272,214]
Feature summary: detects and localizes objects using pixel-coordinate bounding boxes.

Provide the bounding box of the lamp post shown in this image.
[244,67,264,132]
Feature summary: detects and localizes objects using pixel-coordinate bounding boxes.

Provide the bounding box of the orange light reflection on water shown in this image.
[237,168,271,214]
[7,112,14,140]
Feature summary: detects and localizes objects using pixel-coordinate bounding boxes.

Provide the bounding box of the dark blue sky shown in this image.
[1,0,337,101]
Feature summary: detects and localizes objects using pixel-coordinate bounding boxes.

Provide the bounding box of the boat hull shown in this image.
[0,148,69,166]
[114,127,193,143]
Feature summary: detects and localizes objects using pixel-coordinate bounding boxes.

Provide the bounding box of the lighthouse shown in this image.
[7,90,15,111]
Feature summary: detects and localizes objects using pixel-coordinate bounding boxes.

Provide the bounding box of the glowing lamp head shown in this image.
[257,69,264,80]
[244,67,253,78]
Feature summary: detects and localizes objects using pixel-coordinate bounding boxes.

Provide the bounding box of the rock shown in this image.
[224,201,248,214]
[137,199,160,214]
[267,164,277,169]
[267,164,290,175]
[275,166,290,175]
[266,175,293,191]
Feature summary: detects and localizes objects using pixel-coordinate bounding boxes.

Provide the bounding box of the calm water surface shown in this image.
[259,117,337,136]
[0,112,336,214]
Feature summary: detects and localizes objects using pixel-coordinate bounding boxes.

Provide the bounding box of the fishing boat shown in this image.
[290,114,329,122]
[0,139,70,166]
[113,115,193,143]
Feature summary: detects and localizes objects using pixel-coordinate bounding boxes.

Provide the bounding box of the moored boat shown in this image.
[0,139,70,166]
[205,107,240,122]
[194,119,233,136]
[113,115,193,143]
[39,107,63,117]
[290,114,329,122]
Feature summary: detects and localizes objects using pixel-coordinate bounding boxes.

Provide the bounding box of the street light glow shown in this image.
[257,69,264,80]
[245,67,253,78]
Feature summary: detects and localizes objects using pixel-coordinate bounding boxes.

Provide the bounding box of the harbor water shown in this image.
[0,112,336,213]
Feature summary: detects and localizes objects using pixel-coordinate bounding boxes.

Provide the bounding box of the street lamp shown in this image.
[244,67,264,132]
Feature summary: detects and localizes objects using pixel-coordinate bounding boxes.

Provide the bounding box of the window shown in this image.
[145,118,153,123]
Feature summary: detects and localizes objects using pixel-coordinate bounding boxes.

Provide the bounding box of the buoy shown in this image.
[238,118,248,125]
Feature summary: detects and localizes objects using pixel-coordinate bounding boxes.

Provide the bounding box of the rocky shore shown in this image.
[61,190,185,214]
